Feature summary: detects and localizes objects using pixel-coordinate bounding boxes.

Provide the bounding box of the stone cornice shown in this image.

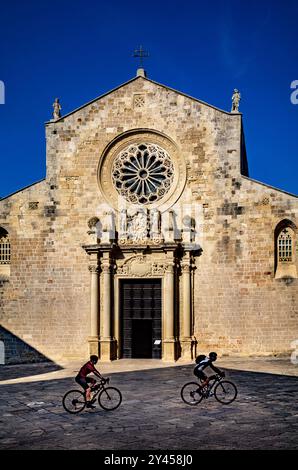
[83,241,180,254]
[241,175,298,198]
[44,74,237,126]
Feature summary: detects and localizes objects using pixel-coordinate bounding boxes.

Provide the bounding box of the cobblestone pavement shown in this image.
[0,358,297,450]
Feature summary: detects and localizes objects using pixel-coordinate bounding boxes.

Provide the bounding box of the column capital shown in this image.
[165,262,175,274]
[181,263,191,273]
[88,264,99,274]
[101,263,111,274]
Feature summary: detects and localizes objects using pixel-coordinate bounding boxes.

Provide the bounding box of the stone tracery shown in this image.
[112,143,174,204]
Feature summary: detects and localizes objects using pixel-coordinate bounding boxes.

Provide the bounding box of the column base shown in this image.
[100,338,117,362]
[180,337,193,361]
[88,336,100,357]
[162,339,177,362]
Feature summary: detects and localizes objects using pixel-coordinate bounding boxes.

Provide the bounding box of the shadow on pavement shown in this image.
[0,364,297,450]
[0,361,63,381]
[0,325,56,368]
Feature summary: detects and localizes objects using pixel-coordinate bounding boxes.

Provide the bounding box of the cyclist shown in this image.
[194,352,225,391]
[75,355,104,408]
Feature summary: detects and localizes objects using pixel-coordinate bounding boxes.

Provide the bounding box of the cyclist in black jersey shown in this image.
[194,352,225,389]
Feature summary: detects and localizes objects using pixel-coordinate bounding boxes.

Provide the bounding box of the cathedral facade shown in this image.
[0,71,297,364]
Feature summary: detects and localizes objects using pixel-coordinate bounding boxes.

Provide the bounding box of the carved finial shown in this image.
[52,98,61,120]
[231,89,241,113]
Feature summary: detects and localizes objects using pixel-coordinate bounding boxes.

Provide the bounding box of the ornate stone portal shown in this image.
[83,210,197,362]
[84,132,197,361]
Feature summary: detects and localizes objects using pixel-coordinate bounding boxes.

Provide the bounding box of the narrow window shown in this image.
[0,228,10,265]
[278,228,293,262]
[275,220,297,279]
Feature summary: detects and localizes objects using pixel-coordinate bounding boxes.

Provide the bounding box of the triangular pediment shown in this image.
[45,75,230,124]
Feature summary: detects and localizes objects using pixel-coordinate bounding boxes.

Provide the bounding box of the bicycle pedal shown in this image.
[86,403,96,409]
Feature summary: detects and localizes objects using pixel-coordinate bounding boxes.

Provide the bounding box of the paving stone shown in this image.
[0,359,297,449]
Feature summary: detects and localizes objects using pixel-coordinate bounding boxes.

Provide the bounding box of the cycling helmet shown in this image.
[209,351,217,361]
[90,355,98,363]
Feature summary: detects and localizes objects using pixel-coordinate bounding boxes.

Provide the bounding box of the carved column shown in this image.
[100,254,115,361]
[181,256,192,360]
[88,260,100,356]
[163,259,177,361]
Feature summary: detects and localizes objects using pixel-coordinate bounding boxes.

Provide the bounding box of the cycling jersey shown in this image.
[78,360,98,378]
[194,356,221,375]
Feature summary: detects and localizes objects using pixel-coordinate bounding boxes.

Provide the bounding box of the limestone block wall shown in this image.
[193,177,298,356]
[0,181,90,363]
[0,75,297,362]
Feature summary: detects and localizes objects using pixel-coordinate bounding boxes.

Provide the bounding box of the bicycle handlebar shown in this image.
[91,377,109,391]
[100,377,109,385]
[215,372,225,380]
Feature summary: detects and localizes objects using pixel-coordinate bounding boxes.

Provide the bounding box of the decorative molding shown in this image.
[133,94,145,108]
[256,197,270,206]
[28,202,39,210]
[165,262,175,274]
[88,265,99,274]
[116,255,168,278]
[118,209,164,245]
[119,238,149,246]
[181,263,191,273]
[151,236,164,245]
[87,217,99,229]
[152,263,167,275]
[127,210,148,242]
[116,256,177,277]
[117,264,129,275]
[101,264,111,274]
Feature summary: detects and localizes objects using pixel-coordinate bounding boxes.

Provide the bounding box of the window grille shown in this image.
[278,228,292,262]
[0,232,10,265]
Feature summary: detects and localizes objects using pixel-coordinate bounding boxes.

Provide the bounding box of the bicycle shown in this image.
[62,377,122,414]
[181,374,237,405]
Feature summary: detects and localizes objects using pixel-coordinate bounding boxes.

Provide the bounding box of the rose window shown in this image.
[112,143,174,204]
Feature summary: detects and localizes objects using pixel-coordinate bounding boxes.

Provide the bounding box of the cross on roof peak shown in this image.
[132,45,149,70]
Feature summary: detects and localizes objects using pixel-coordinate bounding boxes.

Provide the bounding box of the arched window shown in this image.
[278,228,293,262]
[0,228,10,265]
[275,220,297,279]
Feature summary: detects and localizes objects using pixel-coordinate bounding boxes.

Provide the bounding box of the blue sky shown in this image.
[0,0,297,197]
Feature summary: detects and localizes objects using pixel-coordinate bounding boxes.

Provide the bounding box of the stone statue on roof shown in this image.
[52,98,61,120]
[231,89,241,112]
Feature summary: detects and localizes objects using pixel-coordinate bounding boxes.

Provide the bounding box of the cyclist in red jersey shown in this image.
[75,355,103,408]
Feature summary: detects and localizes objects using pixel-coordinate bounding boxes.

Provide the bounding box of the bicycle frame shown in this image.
[181,374,237,406]
[200,375,223,398]
[89,378,110,402]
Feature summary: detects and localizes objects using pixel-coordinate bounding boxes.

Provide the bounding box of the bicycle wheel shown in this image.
[214,380,237,404]
[181,382,203,405]
[62,389,86,414]
[98,387,122,411]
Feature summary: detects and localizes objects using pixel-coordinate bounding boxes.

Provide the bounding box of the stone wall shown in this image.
[0,76,297,363]
[192,174,298,355]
